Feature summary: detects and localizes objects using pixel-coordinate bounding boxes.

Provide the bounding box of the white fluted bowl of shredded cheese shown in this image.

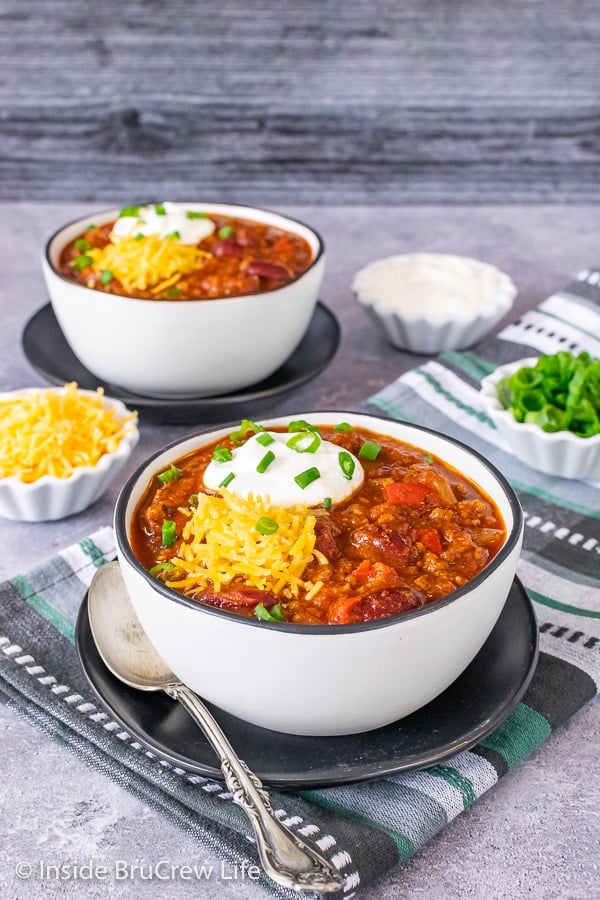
[352,253,517,353]
[0,383,139,521]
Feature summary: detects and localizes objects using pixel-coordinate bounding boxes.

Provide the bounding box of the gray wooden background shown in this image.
[2,0,600,204]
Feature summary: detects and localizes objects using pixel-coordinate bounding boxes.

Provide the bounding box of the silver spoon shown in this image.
[87,561,344,894]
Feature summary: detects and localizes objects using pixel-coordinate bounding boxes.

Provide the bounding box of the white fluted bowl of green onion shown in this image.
[480,352,600,480]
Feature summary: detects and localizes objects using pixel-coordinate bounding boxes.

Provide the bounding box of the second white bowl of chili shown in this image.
[114,411,524,736]
[42,202,325,398]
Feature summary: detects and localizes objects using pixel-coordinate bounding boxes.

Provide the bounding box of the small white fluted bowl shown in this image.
[114,410,523,736]
[43,203,325,398]
[480,358,600,480]
[353,253,517,354]
[0,387,139,521]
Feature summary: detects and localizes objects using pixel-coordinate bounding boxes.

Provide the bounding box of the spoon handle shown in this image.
[165,683,344,894]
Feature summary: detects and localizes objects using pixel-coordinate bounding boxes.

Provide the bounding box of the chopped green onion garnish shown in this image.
[334,422,353,432]
[119,205,141,218]
[254,601,285,622]
[230,419,265,443]
[255,516,279,535]
[286,431,321,453]
[85,223,96,230]
[323,497,332,510]
[218,225,235,239]
[149,561,175,577]
[100,269,114,285]
[157,463,182,484]
[155,204,166,215]
[74,238,93,252]
[188,493,199,507]
[359,440,382,461]
[72,253,94,271]
[166,230,180,240]
[186,210,209,219]
[135,233,145,241]
[424,454,434,464]
[165,287,181,297]
[212,444,233,463]
[338,451,355,480]
[161,520,176,548]
[256,450,275,473]
[294,466,321,489]
[288,420,321,435]
[256,432,275,446]
[219,472,235,488]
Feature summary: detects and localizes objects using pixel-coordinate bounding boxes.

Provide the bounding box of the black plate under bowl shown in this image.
[75,578,538,789]
[21,301,340,426]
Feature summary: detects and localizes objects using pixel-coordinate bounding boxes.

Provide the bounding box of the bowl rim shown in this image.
[480,357,600,446]
[114,410,524,636]
[0,386,139,490]
[43,201,326,304]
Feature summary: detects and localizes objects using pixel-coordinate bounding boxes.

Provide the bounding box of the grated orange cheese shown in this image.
[88,234,211,293]
[0,383,137,482]
[166,491,323,600]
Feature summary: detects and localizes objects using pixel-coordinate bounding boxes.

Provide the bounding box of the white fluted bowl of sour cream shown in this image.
[353,253,517,354]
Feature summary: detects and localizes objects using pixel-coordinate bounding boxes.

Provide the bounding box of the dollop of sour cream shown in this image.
[111,201,216,245]
[203,431,364,507]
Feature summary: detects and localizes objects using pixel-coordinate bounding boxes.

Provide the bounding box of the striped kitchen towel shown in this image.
[0,271,599,898]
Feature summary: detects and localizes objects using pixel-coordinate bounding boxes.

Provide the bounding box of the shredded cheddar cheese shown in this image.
[166,491,322,600]
[88,234,211,293]
[0,383,137,482]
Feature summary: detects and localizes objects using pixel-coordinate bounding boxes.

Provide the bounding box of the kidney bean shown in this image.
[195,587,277,609]
[212,239,244,258]
[246,260,289,280]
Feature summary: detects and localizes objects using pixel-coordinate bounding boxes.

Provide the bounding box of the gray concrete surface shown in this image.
[1,203,599,898]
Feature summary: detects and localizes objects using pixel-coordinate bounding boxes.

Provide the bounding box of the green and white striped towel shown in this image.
[1,272,599,897]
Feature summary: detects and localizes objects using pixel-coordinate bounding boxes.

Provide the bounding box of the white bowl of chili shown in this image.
[480,354,600,480]
[114,412,523,735]
[42,202,325,398]
[0,384,138,521]
[114,411,523,736]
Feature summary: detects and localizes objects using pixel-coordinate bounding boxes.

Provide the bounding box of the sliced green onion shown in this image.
[188,493,199,507]
[149,561,174,577]
[161,520,176,548]
[230,419,265,443]
[424,454,434,464]
[254,602,285,622]
[219,472,235,488]
[85,223,96,230]
[135,232,145,241]
[100,269,114,285]
[72,253,94,271]
[256,450,275,473]
[218,225,235,239]
[165,287,181,297]
[338,451,355,480]
[211,444,233,463]
[288,420,321,435]
[256,432,275,446]
[186,210,209,219]
[74,238,93,252]
[255,516,279,535]
[157,463,182,484]
[286,431,321,453]
[166,230,180,240]
[334,422,353,432]
[155,203,167,215]
[294,466,321,489]
[119,205,141,218]
[323,497,332,510]
[359,440,382,461]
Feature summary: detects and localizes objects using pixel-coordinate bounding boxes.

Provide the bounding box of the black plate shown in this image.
[75,578,538,789]
[21,302,340,426]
